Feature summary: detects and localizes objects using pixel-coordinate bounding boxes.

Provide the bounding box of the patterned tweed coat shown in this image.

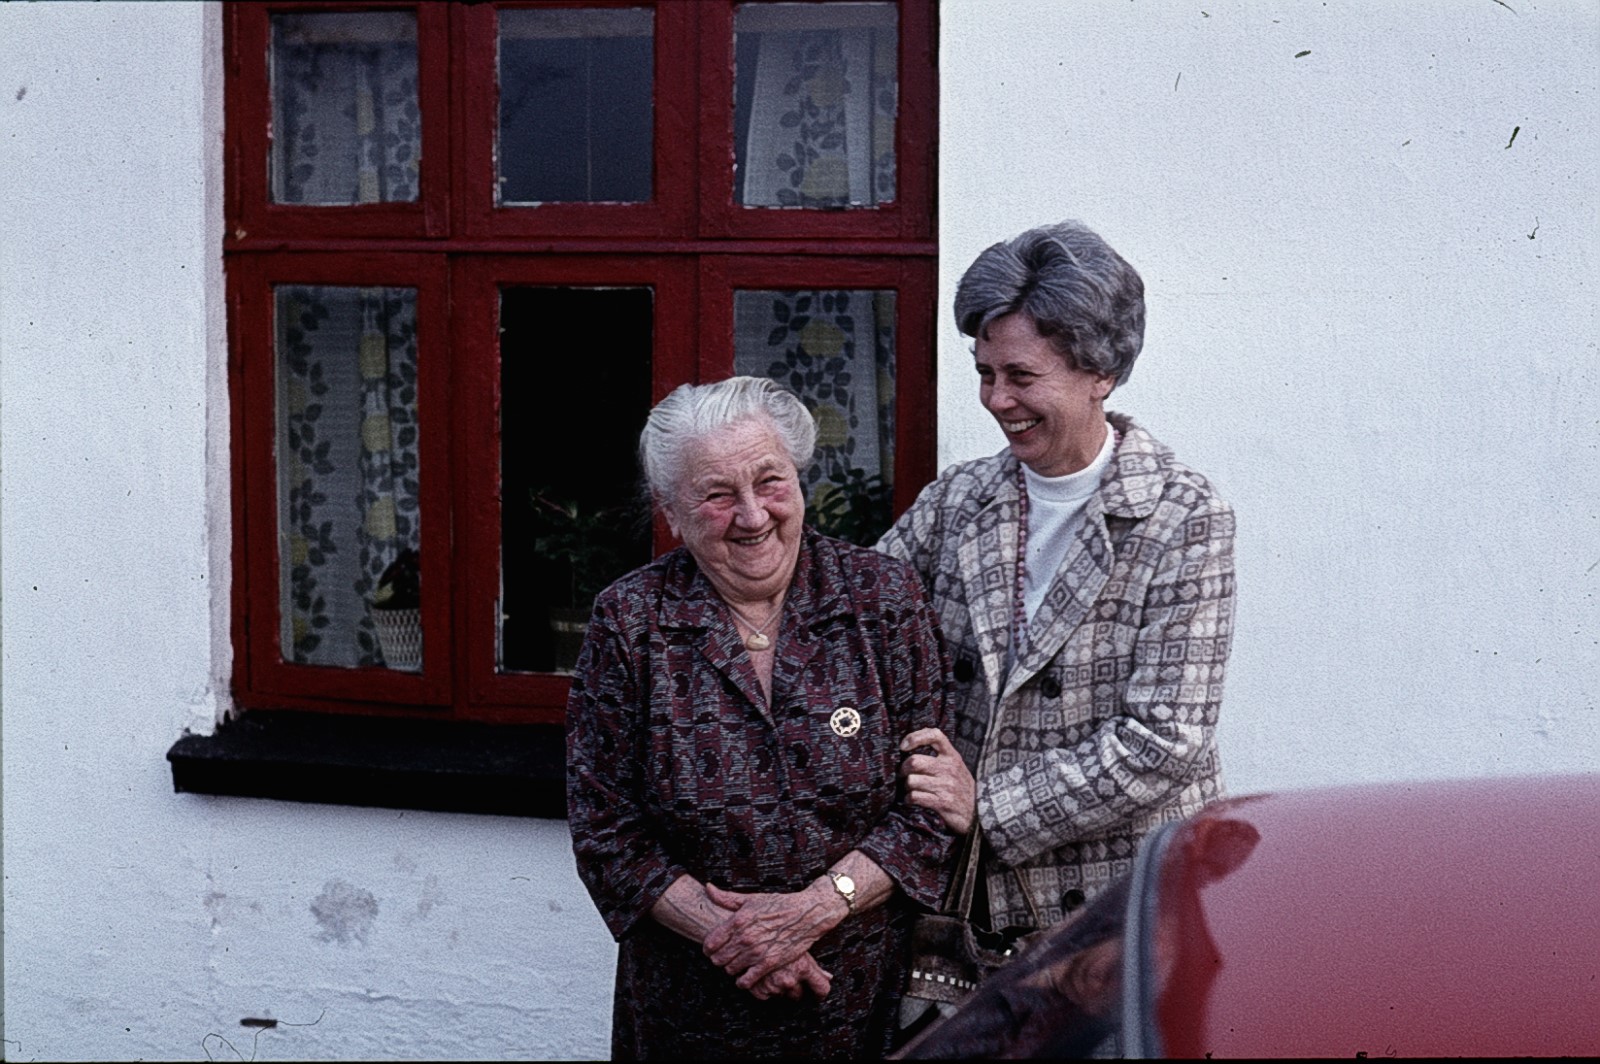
[567,529,956,1059]
[878,412,1234,931]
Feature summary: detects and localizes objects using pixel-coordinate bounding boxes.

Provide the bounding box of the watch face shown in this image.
[836,874,856,894]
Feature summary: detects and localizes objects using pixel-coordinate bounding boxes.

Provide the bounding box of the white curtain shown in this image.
[734,289,896,543]
[271,11,420,205]
[737,5,898,208]
[277,286,421,667]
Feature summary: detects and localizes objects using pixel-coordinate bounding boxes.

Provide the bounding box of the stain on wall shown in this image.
[413,874,443,920]
[310,880,379,945]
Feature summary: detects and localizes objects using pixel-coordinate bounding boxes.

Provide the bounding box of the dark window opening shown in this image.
[498,287,654,674]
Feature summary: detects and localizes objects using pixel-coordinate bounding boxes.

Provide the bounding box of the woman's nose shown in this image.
[732,492,764,527]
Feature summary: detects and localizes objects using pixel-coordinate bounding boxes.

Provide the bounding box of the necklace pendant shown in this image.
[745,632,772,652]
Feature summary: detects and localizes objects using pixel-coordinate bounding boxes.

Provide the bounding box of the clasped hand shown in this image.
[700,882,840,1001]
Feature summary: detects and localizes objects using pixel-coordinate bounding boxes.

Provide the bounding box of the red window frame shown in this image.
[454,1,699,239]
[227,2,453,240]
[230,252,455,714]
[452,254,698,718]
[225,0,938,726]
[697,255,937,514]
[696,0,936,242]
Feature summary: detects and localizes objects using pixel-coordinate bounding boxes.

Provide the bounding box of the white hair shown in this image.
[638,376,817,502]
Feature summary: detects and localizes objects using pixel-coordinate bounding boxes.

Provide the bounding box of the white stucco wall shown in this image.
[1,4,614,1060]
[940,0,1599,792]
[2,0,1596,1061]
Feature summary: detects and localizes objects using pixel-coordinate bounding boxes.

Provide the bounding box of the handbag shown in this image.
[902,825,1044,1012]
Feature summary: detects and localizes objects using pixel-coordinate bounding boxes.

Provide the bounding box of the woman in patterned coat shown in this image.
[566,377,956,1059]
[882,220,1236,937]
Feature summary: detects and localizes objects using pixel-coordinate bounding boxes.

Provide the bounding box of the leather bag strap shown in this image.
[940,823,1046,931]
[941,823,985,918]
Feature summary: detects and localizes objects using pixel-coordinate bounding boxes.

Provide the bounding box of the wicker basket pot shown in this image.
[370,606,423,672]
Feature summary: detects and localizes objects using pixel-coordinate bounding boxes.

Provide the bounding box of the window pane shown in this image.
[499,288,653,674]
[271,12,421,205]
[734,288,896,543]
[734,3,897,208]
[276,285,422,671]
[498,8,654,205]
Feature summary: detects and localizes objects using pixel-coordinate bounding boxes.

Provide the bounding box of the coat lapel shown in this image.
[655,532,850,719]
[656,552,770,716]
[1006,496,1112,696]
[1005,414,1170,696]
[768,532,851,707]
[956,459,1022,696]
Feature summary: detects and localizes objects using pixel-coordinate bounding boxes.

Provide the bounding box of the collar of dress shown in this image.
[654,527,855,634]
[979,411,1170,520]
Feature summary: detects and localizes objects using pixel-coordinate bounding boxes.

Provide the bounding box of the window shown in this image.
[225,1,937,725]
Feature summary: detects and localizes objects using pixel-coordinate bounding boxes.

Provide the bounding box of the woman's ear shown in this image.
[658,498,681,539]
[1096,375,1115,401]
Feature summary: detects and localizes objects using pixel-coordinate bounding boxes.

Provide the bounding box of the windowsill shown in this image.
[166,710,567,819]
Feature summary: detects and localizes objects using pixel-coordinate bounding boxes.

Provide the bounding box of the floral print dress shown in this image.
[567,530,955,1059]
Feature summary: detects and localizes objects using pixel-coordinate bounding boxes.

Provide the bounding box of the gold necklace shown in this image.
[727,600,782,652]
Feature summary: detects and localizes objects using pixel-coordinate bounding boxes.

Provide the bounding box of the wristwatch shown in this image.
[826,870,857,914]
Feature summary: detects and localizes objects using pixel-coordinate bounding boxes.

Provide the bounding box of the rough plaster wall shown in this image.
[3,0,1595,1059]
[940,0,1599,790]
[0,3,615,1059]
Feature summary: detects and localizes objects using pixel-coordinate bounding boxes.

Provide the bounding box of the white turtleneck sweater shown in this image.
[1021,423,1117,625]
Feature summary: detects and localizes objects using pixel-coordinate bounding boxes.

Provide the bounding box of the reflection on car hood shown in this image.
[898,774,1600,1060]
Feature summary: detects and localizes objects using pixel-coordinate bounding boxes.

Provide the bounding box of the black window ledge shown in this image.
[167,710,568,819]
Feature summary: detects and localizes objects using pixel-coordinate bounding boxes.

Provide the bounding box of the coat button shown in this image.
[1061,888,1086,912]
[953,657,975,683]
[1040,675,1062,699]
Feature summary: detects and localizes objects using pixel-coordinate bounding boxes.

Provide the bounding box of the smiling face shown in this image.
[663,416,805,609]
[975,312,1114,477]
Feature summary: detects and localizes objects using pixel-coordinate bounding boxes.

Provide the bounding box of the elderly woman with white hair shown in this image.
[566,376,956,1059]
[882,221,1236,956]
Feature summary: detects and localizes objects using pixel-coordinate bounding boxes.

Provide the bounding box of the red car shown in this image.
[899,774,1600,1058]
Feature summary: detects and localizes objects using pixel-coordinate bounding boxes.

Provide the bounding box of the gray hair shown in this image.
[639,376,818,502]
[953,220,1146,387]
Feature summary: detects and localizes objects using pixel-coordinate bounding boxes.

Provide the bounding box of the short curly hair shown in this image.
[638,376,817,504]
[953,220,1146,387]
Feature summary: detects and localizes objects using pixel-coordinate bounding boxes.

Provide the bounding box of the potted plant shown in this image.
[808,467,893,546]
[529,491,645,671]
[369,547,422,672]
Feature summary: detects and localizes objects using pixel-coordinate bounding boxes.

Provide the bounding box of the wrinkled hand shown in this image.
[702,882,839,990]
[749,952,833,1001]
[900,727,977,835]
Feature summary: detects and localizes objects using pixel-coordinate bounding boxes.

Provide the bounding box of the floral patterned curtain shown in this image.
[734,289,896,544]
[271,11,420,205]
[737,6,897,208]
[277,286,421,667]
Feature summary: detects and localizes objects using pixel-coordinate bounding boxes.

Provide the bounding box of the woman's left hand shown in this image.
[702,882,842,989]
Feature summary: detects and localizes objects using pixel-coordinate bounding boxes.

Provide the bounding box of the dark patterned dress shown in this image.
[567,529,956,1059]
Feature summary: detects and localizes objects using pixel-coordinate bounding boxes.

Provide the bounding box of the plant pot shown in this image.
[547,606,591,674]
[370,606,423,672]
